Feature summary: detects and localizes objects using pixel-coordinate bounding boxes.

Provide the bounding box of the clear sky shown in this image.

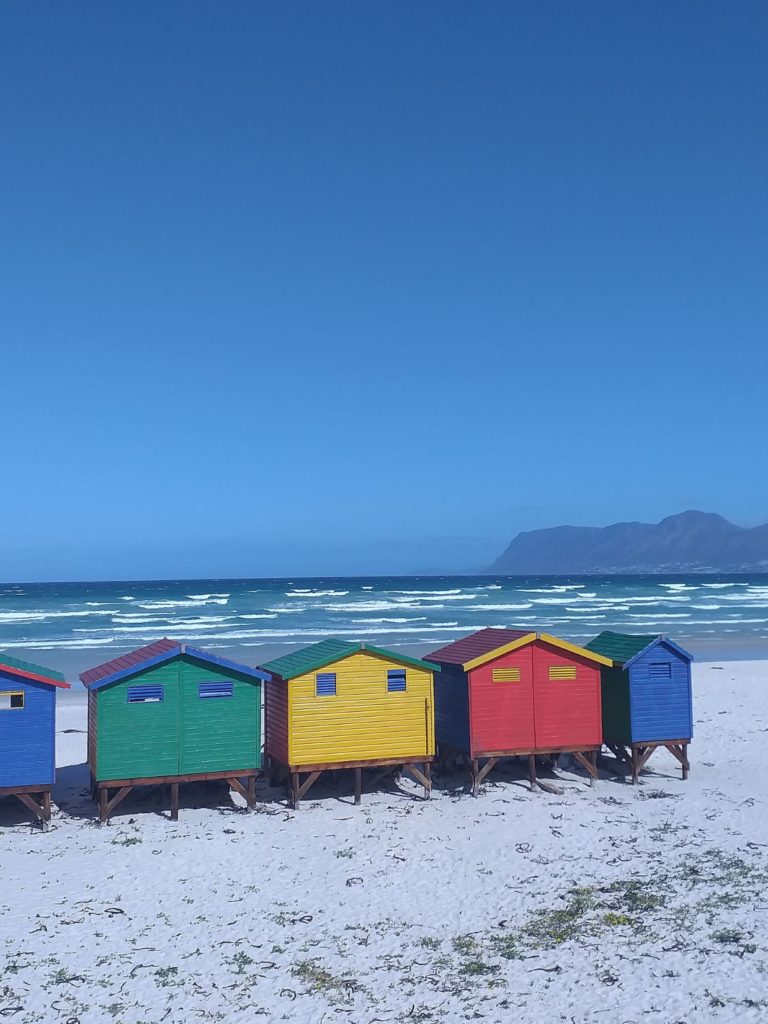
[1,2,766,581]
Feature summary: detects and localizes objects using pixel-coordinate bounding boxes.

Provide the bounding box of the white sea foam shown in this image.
[0,609,115,622]
[467,603,534,612]
[660,583,700,591]
[0,637,116,649]
[186,593,230,600]
[386,589,464,596]
[137,599,229,610]
[286,589,349,598]
[238,614,279,620]
[349,617,429,624]
[475,584,502,590]
[518,586,586,593]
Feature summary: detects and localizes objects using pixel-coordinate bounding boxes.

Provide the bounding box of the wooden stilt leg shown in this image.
[590,750,597,787]
[682,744,689,781]
[632,748,639,785]
[354,767,362,806]
[170,782,179,821]
[472,758,480,797]
[423,761,431,800]
[247,774,256,808]
[291,772,300,809]
[42,790,51,829]
[99,787,109,824]
[528,754,537,791]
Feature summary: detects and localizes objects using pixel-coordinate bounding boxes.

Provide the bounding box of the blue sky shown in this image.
[1,2,766,581]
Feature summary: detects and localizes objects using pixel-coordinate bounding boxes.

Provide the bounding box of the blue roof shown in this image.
[80,638,271,690]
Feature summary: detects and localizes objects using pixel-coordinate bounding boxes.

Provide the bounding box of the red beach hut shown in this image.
[426,628,612,793]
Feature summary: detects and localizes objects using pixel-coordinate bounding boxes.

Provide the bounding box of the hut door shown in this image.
[470,649,535,755]
[532,646,600,749]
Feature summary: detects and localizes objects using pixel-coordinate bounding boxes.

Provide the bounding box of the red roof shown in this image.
[80,638,180,687]
[426,628,531,666]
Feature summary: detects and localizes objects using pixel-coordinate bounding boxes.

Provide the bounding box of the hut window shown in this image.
[387,669,407,692]
[492,667,521,682]
[199,681,234,699]
[548,665,577,680]
[649,662,672,679]
[127,685,164,704]
[316,672,337,696]
[0,691,24,710]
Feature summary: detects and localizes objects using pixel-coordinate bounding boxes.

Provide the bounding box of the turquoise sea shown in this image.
[2,574,768,678]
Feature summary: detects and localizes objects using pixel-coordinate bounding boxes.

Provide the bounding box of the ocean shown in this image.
[2,573,768,678]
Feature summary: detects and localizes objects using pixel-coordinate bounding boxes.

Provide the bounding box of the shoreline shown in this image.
[20,635,768,687]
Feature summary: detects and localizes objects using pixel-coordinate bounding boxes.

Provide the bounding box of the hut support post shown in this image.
[571,751,599,786]
[354,768,362,806]
[290,770,322,809]
[404,763,432,799]
[228,776,257,810]
[170,783,180,821]
[14,791,50,828]
[528,754,537,791]
[471,757,499,796]
[98,785,133,824]
[665,742,691,781]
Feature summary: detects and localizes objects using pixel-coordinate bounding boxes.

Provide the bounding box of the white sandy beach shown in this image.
[2,659,767,1023]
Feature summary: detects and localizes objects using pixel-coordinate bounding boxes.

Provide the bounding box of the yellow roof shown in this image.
[462,632,613,671]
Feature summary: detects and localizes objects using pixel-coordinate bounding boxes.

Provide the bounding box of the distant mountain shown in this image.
[489,511,768,574]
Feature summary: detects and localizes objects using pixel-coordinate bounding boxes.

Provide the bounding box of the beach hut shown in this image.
[426,628,612,794]
[262,638,439,807]
[80,638,271,822]
[585,631,693,783]
[0,653,70,827]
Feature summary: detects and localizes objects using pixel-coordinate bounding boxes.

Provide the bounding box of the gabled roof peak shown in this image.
[79,638,270,690]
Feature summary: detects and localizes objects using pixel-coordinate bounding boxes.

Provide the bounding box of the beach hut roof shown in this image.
[0,652,70,689]
[585,630,693,668]
[427,627,612,671]
[262,637,440,681]
[79,638,271,690]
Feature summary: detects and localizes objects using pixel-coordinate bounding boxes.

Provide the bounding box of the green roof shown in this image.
[262,638,440,681]
[0,651,66,683]
[585,631,658,666]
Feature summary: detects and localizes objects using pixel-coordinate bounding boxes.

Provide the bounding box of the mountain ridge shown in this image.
[489,511,768,574]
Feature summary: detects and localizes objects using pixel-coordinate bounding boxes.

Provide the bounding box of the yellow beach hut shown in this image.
[262,638,439,807]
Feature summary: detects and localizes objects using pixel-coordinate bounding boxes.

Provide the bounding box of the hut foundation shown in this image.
[284,757,433,809]
[93,770,260,823]
[0,785,52,829]
[606,741,690,784]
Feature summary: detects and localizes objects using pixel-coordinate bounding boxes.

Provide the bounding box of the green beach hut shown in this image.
[80,639,271,822]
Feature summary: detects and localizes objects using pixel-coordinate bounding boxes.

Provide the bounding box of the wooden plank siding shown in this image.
[629,643,693,743]
[264,676,289,765]
[531,643,602,749]
[92,655,263,783]
[87,688,98,776]
[95,661,181,782]
[287,651,435,767]
[600,666,632,745]
[469,648,536,756]
[0,673,56,788]
[178,657,261,774]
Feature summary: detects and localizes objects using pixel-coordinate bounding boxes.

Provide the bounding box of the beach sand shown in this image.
[2,659,767,1022]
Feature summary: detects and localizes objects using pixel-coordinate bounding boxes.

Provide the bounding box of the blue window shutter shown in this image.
[387,669,406,692]
[649,663,672,680]
[199,681,234,699]
[127,685,164,703]
[316,672,337,696]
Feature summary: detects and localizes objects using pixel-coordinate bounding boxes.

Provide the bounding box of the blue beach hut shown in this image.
[585,631,693,783]
[0,653,70,825]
